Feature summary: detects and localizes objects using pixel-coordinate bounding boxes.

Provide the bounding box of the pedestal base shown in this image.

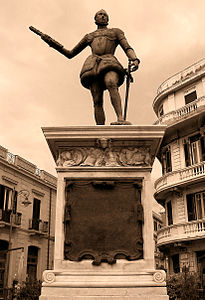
[40,269,169,300]
[41,126,168,300]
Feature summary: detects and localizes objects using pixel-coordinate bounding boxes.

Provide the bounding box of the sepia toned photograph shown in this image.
[0,1,205,299]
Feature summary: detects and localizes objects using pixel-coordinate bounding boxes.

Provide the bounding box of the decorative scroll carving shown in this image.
[153,270,166,283]
[57,146,151,167]
[119,147,151,166]
[43,271,55,283]
[64,180,143,265]
[56,149,84,166]
[81,148,104,166]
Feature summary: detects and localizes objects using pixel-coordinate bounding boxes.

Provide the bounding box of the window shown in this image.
[184,134,205,167]
[167,201,173,225]
[187,191,205,221]
[154,220,158,232]
[27,246,38,280]
[0,185,17,222]
[32,198,41,230]
[158,105,164,117]
[172,254,180,273]
[162,146,172,175]
[184,90,197,105]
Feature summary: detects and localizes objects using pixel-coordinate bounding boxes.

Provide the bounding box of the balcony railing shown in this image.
[156,58,205,96]
[154,96,205,125]
[155,161,205,194]
[28,219,48,233]
[157,220,205,246]
[0,209,22,226]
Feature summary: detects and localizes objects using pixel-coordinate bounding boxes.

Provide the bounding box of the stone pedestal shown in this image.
[40,125,168,299]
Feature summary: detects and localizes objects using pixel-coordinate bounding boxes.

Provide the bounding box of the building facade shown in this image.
[0,145,56,298]
[153,58,205,284]
[153,211,164,269]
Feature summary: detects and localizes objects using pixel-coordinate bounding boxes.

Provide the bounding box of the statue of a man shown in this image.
[42,9,140,125]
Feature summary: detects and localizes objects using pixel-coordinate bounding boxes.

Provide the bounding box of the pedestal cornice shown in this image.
[42,125,166,170]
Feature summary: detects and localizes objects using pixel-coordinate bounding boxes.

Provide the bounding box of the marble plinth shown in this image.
[40,125,168,299]
[40,269,168,299]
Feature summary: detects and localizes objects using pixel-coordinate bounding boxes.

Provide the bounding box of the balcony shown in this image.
[28,219,48,235]
[0,209,22,227]
[155,161,205,199]
[154,96,205,125]
[153,58,205,111]
[157,220,205,247]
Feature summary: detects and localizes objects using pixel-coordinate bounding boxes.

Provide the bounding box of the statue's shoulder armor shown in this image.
[111,28,125,41]
[84,33,93,44]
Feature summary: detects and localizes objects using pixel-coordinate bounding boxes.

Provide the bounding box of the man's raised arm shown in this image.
[29,26,88,59]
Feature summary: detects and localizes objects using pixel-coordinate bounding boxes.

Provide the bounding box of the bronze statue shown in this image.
[30,9,140,125]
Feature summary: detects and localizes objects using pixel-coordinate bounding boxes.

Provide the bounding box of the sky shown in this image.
[1,0,205,199]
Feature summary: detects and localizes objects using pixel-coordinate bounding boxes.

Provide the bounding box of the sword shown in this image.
[29,26,64,50]
[123,59,134,121]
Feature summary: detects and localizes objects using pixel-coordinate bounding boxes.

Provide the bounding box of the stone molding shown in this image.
[2,175,18,185]
[32,189,45,197]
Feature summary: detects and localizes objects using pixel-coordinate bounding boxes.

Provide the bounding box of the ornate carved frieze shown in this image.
[57,145,151,167]
[64,180,143,265]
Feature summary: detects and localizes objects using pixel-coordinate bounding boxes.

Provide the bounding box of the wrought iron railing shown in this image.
[0,209,22,225]
[28,219,48,233]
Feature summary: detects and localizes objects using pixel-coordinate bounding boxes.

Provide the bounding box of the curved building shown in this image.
[153,58,205,280]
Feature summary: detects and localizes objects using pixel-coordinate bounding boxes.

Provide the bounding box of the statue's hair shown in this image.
[94,9,109,23]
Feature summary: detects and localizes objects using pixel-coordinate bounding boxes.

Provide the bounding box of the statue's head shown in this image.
[94,9,109,26]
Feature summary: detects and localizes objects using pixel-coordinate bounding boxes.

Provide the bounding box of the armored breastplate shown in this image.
[88,29,118,56]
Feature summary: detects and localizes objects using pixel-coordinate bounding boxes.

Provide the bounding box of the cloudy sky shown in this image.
[1,0,205,183]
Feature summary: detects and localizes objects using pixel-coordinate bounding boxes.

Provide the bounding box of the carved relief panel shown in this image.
[57,146,151,168]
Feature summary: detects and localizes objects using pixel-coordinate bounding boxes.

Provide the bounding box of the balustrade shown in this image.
[184,220,205,234]
[155,161,205,194]
[154,96,205,125]
[157,220,205,246]
[156,58,205,95]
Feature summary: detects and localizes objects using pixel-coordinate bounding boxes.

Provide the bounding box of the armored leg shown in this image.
[90,82,105,125]
[104,71,124,122]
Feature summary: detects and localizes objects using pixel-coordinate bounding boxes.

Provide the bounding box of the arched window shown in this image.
[0,240,8,298]
[27,246,39,280]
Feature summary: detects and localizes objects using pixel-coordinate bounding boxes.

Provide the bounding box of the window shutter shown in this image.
[161,153,166,175]
[200,136,205,162]
[0,185,5,209]
[186,193,196,221]
[184,140,191,167]
[13,190,18,214]
[166,147,172,173]
[167,201,173,225]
